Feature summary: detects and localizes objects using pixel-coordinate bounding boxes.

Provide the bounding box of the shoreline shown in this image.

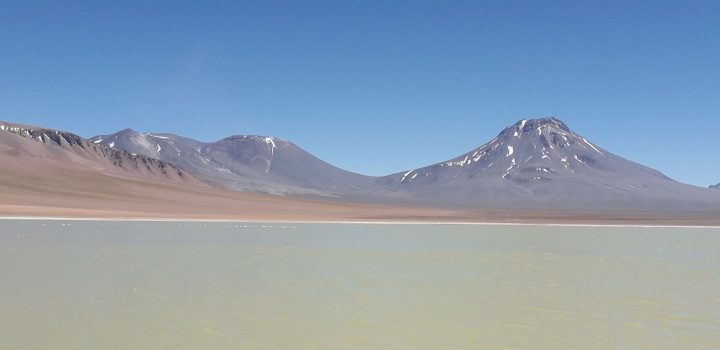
[2,215,719,229]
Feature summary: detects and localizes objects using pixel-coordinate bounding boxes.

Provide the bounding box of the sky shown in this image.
[1,0,718,186]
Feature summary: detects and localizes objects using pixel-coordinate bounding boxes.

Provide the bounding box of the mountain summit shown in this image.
[384,117,659,184]
[380,117,718,210]
[89,130,386,197]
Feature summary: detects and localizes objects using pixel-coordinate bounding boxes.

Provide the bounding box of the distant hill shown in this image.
[89,129,391,198]
[0,121,200,185]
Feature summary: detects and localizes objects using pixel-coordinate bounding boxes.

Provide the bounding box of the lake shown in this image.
[0,220,719,349]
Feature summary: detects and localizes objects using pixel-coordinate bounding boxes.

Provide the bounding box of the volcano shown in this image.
[380,117,720,211]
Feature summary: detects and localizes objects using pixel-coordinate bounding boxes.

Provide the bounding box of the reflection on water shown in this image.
[0,221,719,349]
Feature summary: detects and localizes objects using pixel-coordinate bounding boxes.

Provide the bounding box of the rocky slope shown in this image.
[379,118,720,210]
[0,121,200,185]
[5,117,719,212]
[89,129,390,197]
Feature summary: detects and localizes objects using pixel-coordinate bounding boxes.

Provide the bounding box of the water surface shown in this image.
[1,220,719,349]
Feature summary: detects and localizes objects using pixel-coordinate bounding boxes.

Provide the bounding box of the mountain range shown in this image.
[711,183,720,190]
[0,121,200,185]
[2,117,720,215]
[0,120,442,220]
[88,129,389,198]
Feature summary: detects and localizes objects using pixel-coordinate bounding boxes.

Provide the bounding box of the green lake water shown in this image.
[1,221,718,349]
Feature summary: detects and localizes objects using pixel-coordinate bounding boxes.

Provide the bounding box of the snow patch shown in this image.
[265,137,277,156]
[503,161,515,178]
[130,134,157,154]
[445,155,470,167]
[472,150,486,162]
[574,154,592,167]
[400,170,414,183]
[582,138,604,155]
[507,145,514,157]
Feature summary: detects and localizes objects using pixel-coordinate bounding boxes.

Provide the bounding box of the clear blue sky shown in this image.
[1,1,718,186]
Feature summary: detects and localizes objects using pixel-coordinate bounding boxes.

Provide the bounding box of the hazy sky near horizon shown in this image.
[1,1,718,186]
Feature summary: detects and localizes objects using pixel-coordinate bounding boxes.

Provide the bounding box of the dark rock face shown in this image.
[0,122,189,180]
[711,183,720,190]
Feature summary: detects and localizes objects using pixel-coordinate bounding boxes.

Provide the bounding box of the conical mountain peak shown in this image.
[501,117,572,138]
[116,128,140,136]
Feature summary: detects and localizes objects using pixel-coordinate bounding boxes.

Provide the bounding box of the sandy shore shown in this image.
[2,215,720,228]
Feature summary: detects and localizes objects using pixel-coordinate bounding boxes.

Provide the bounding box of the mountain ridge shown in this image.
[0,120,200,185]
[88,129,392,198]
[4,117,719,212]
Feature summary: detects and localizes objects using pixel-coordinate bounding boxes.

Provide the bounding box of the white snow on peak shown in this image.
[582,137,604,155]
[472,150,486,162]
[264,137,277,172]
[513,120,528,137]
[108,142,115,148]
[147,134,169,140]
[507,145,514,157]
[400,170,414,183]
[264,137,277,156]
[445,155,470,167]
[0,125,5,131]
[92,138,103,144]
[574,154,591,167]
[156,144,162,154]
[502,159,517,179]
[129,133,156,154]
